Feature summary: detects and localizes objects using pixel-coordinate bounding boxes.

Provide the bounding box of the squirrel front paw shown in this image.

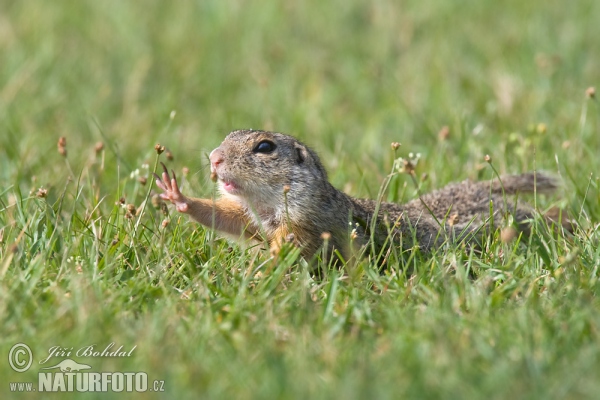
[154,162,190,213]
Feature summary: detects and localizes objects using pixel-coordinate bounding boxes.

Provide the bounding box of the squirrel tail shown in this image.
[490,172,559,195]
[489,172,574,233]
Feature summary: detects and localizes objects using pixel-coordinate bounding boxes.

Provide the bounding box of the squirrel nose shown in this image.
[209,148,224,167]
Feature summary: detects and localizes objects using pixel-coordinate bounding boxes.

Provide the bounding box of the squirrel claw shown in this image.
[154,165,189,213]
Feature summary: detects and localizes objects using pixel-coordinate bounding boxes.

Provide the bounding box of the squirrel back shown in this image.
[357,172,567,254]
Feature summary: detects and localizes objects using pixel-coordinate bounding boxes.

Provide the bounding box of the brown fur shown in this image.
[155,129,567,262]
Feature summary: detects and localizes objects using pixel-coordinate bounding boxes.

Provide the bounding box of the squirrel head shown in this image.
[210,130,329,223]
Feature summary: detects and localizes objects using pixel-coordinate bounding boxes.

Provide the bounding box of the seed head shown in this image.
[154,144,165,155]
[438,126,450,141]
[58,136,67,157]
[402,159,415,175]
[283,185,291,194]
[320,232,331,240]
[94,142,104,154]
[448,213,459,227]
[182,167,189,176]
[586,86,596,99]
[165,149,174,161]
[390,142,401,151]
[126,204,137,216]
[151,193,162,208]
[138,176,147,186]
[484,154,492,163]
[36,188,48,198]
[536,123,547,134]
[500,227,517,243]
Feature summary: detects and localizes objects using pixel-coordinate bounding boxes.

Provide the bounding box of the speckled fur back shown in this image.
[351,172,561,253]
[213,130,566,260]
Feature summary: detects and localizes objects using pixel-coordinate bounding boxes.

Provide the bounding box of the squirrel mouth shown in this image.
[222,181,236,192]
[219,179,239,194]
[212,168,240,194]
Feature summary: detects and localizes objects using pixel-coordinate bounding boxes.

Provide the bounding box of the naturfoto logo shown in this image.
[8,343,165,393]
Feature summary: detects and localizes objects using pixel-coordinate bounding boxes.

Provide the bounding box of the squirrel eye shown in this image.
[253,140,276,154]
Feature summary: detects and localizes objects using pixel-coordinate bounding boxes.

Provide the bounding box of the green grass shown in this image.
[1,0,600,398]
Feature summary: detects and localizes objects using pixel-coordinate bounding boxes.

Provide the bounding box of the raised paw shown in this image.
[153,162,190,213]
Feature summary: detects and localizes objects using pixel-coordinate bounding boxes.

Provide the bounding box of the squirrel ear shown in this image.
[294,143,309,164]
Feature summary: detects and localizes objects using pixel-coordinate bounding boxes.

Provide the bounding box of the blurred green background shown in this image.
[2,0,598,196]
[1,0,599,399]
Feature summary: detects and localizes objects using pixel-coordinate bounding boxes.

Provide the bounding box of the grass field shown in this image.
[1,0,600,398]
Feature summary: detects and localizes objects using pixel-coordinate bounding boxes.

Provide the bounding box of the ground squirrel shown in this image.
[155,129,566,263]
